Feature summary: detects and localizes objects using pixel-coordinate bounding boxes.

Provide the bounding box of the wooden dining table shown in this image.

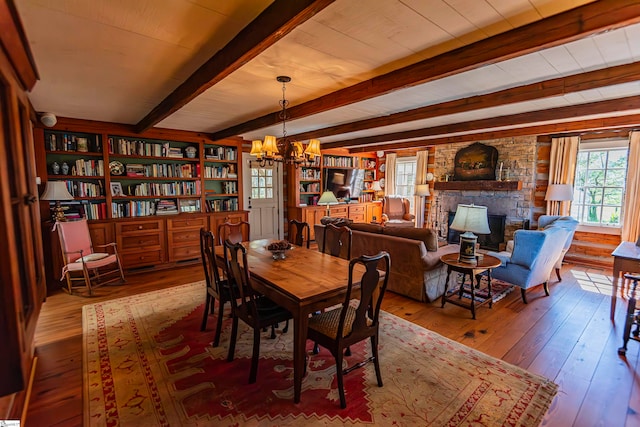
[214,239,368,403]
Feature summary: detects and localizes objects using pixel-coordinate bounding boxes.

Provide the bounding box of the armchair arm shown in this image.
[403,213,415,221]
[95,242,118,254]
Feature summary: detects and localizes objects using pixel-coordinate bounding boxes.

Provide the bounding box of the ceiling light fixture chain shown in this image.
[250,76,322,168]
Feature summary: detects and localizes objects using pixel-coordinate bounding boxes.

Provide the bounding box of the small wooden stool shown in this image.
[618,273,640,355]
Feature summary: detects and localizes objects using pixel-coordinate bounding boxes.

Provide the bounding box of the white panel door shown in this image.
[242,152,283,240]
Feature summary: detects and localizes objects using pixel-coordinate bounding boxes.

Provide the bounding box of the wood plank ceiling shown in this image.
[15,0,640,152]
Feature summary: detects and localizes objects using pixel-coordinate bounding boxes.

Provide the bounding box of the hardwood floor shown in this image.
[27,261,638,426]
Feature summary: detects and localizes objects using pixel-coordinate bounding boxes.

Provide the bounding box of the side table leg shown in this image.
[611,269,620,321]
[470,272,476,320]
[441,267,452,308]
[487,270,493,309]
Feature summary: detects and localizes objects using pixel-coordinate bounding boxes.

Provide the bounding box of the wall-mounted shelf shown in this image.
[434,180,522,191]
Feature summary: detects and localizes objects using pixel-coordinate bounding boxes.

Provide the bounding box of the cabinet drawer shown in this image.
[121,249,164,268]
[121,233,163,250]
[349,205,365,214]
[350,213,366,222]
[330,206,348,217]
[169,229,200,246]
[169,245,201,262]
[117,220,163,234]
[168,216,207,230]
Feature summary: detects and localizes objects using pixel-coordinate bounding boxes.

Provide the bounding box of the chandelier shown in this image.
[250,76,322,168]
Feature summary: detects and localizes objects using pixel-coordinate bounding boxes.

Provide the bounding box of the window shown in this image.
[250,167,274,199]
[395,157,416,212]
[572,140,628,227]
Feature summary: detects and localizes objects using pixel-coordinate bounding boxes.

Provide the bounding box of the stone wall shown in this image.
[432,136,537,246]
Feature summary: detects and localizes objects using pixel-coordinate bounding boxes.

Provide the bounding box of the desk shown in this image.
[440,253,501,319]
[215,239,366,403]
[611,241,640,320]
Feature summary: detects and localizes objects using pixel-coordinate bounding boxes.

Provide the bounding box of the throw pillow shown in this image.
[320,216,353,227]
[75,252,109,263]
[349,222,384,234]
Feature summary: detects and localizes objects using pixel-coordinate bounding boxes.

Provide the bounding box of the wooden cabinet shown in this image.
[0,10,45,416]
[209,211,249,243]
[167,215,208,262]
[348,204,366,222]
[366,202,383,223]
[116,219,166,269]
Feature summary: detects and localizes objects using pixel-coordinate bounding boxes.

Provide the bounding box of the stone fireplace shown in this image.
[431,136,537,248]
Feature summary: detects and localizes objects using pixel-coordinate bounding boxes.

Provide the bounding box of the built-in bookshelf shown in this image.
[44,130,107,219]
[203,142,239,212]
[107,135,202,218]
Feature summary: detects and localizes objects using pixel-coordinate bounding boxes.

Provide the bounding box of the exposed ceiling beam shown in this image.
[134,0,335,133]
[211,0,640,140]
[324,95,640,149]
[347,114,640,153]
[287,61,640,141]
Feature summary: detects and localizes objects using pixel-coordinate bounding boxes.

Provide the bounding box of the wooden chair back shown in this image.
[288,219,310,248]
[322,223,352,259]
[217,220,250,246]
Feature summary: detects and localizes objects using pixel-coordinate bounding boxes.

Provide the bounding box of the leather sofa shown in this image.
[315,223,459,302]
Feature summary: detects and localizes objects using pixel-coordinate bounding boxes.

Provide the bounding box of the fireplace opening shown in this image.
[447,211,506,251]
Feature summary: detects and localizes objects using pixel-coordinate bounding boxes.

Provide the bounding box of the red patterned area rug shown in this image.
[83,282,557,426]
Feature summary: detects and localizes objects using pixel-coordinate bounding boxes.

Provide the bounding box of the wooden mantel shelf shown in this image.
[433,180,522,191]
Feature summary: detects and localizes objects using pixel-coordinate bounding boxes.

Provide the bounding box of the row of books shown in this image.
[205,198,238,212]
[324,156,357,168]
[301,182,320,192]
[203,165,237,179]
[155,199,178,215]
[122,181,201,197]
[46,133,102,153]
[111,200,156,218]
[301,168,321,179]
[204,146,236,161]
[69,159,104,176]
[61,180,104,197]
[125,163,200,178]
[108,138,195,158]
[56,201,107,220]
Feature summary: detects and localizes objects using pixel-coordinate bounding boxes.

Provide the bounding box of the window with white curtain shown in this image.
[395,157,416,213]
[572,139,628,227]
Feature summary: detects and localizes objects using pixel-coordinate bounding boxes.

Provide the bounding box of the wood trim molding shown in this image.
[0,0,38,90]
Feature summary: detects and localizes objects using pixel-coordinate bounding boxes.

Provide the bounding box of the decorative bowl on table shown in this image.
[267,240,293,260]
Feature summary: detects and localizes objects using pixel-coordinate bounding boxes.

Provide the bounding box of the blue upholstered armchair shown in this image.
[537,215,579,280]
[488,226,570,304]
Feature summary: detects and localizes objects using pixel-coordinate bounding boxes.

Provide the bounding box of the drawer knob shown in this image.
[138,225,143,230]
[139,256,145,260]
[138,240,143,244]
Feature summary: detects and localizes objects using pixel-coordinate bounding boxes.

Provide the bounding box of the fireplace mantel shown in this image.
[433,180,522,191]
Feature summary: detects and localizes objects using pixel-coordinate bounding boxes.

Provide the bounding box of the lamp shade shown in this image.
[304,139,321,159]
[545,184,574,201]
[318,191,339,205]
[371,181,383,192]
[40,181,74,201]
[332,172,345,185]
[450,204,490,234]
[414,184,430,197]
[262,135,279,156]
[250,140,263,158]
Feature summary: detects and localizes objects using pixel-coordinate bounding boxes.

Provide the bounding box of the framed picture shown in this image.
[110,182,123,197]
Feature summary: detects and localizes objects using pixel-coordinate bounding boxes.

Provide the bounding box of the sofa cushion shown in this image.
[349,222,384,233]
[383,227,439,252]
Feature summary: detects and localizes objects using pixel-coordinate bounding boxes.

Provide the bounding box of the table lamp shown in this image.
[450,204,490,264]
[371,180,383,200]
[318,190,339,216]
[40,181,74,222]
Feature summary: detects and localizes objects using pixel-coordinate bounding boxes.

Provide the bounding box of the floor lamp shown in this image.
[545,184,574,216]
[414,184,430,228]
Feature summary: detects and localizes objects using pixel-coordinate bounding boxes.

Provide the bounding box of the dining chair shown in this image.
[321,223,352,260]
[224,239,293,384]
[217,220,250,246]
[288,219,310,248]
[199,228,236,347]
[56,219,125,295]
[306,251,391,408]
